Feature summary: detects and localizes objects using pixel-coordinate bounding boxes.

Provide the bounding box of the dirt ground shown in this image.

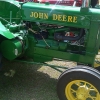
[0,59,76,100]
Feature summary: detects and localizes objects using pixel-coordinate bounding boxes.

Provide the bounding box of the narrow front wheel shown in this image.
[57,66,100,100]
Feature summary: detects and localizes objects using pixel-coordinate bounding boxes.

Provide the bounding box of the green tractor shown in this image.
[0,0,100,100]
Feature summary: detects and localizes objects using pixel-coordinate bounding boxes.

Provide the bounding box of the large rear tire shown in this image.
[57,66,100,100]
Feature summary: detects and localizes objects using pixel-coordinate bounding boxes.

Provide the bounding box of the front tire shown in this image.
[57,66,100,100]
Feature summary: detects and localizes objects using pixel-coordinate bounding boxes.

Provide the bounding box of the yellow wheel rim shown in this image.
[65,80,100,100]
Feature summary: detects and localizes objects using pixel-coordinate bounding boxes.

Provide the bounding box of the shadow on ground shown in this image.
[0,59,59,100]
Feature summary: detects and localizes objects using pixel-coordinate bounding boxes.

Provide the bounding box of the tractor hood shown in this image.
[22,2,100,29]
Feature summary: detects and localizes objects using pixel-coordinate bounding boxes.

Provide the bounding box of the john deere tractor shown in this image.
[0,0,100,100]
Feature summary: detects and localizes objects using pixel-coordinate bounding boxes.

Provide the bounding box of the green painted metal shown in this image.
[0,0,21,24]
[22,2,91,29]
[33,47,95,65]
[36,40,59,50]
[0,0,100,66]
[86,21,100,56]
[14,59,68,72]
[0,22,15,39]
[33,54,53,62]
[0,21,28,60]
[1,1,100,100]
[22,2,100,29]
[0,39,22,60]
[21,1,100,65]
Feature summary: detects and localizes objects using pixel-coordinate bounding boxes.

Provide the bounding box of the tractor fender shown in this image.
[0,22,15,39]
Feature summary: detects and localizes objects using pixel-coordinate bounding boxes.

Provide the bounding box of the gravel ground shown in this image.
[0,59,76,100]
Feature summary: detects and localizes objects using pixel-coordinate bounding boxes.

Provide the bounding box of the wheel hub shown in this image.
[76,86,89,99]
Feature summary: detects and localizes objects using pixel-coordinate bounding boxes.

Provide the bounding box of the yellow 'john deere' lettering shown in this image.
[53,14,77,23]
[30,12,48,19]
[30,12,77,23]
